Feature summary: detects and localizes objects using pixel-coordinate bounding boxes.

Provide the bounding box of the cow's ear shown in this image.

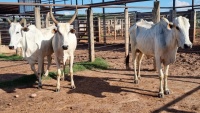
[168,23,173,29]
[175,26,180,31]
[70,29,76,34]
[21,27,29,32]
[52,29,57,34]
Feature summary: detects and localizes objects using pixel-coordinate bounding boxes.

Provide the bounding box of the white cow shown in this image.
[50,7,77,91]
[126,16,192,98]
[8,18,56,88]
[107,24,122,35]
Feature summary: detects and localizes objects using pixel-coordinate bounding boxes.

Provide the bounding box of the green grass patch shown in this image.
[0,54,23,61]
[0,58,109,88]
[64,58,109,73]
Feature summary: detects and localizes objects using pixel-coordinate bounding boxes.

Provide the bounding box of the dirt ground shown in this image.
[0,38,200,113]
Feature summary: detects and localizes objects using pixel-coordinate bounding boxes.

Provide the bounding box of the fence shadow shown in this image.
[152,85,200,113]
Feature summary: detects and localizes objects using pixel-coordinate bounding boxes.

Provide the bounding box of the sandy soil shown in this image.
[0,38,200,113]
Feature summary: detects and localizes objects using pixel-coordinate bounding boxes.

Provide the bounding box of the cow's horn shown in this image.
[19,18,26,25]
[6,18,12,24]
[14,18,17,23]
[50,6,58,24]
[68,6,78,24]
[46,12,50,27]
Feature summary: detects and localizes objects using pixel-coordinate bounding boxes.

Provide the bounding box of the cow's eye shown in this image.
[16,32,19,34]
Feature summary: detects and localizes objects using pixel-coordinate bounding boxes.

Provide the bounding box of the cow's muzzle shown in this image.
[184,44,192,49]
[62,45,68,50]
[9,46,14,50]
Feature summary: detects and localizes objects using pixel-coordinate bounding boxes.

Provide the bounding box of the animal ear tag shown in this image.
[70,29,76,34]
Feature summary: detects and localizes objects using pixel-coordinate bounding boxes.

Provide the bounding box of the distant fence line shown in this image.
[0,1,198,62]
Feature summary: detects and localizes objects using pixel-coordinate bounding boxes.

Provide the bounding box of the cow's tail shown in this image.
[125,52,130,70]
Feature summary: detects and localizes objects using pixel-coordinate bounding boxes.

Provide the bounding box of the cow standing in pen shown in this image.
[126,16,192,98]
[7,18,56,88]
[50,6,77,91]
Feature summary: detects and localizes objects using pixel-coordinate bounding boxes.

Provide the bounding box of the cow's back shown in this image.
[130,20,155,56]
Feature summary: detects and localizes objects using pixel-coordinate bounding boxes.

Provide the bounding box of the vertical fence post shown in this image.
[87,8,95,62]
[152,1,160,70]
[94,17,100,42]
[98,17,101,42]
[114,16,116,40]
[121,19,123,37]
[152,1,160,23]
[169,10,176,22]
[103,7,106,45]
[124,8,129,69]
[189,10,196,43]
[0,31,1,45]
[34,6,41,29]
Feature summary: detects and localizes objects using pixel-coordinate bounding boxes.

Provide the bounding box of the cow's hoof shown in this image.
[164,90,170,95]
[134,80,139,84]
[55,89,60,92]
[158,93,164,98]
[71,85,76,89]
[138,76,141,80]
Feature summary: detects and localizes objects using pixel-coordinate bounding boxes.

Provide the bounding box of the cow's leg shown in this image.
[61,57,67,81]
[44,56,52,77]
[37,58,44,89]
[164,65,170,95]
[69,55,75,89]
[55,57,61,92]
[42,62,44,75]
[131,49,138,84]
[30,63,37,77]
[137,52,144,80]
[155,56,164,98]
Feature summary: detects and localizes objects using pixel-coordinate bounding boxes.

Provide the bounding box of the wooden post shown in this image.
[124,8,129,69]
[169,10,176,22]
[0,31,1,45]
[114,16,116,40]
[189,10,196,43]
[152,1,160,70]
[94,17,100,42]
[152,1,160,23]
[103,7,106,45]
[87,8,95,62]
[97,17,101,42]
[34,7,41,29]
[121,19,123,36]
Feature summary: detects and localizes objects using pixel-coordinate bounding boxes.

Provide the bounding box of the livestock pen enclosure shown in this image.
[0,0,200,112]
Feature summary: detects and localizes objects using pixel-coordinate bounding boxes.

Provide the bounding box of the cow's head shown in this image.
[172,16,192,49]
[50,6,77,50]
[7,18,27,50]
